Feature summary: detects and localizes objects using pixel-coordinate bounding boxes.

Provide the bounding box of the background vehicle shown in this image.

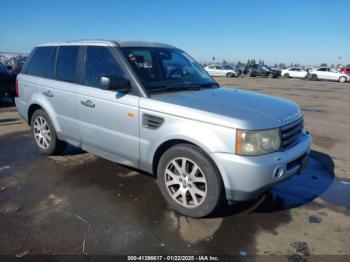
[281,67,307,78]
[204,64,240,77]
[243,64,281,78]
[16,40,311,217]
[222,64,242,76]
[0,62,16,102]
[308,67,350,82]
[339,67,350,76]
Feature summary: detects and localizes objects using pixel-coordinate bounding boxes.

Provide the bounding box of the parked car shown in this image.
[222,64,242,76]
[0,62,16,101]
[204,64,240,77]
[243,64,281,78]
[308,67,350,83]
[281,67,307,79]
[339,67,350,76]
[16,40,311,217]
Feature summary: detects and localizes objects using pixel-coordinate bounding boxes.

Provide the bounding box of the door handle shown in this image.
[43,90,53,97]
[81,100,95,108]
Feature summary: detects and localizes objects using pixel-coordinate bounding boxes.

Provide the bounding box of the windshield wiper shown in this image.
[148,82,219,94]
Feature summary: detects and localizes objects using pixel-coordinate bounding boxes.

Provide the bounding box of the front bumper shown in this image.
[211,131,312,201]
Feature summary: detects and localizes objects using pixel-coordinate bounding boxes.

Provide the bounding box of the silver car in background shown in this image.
[15,40,311,217]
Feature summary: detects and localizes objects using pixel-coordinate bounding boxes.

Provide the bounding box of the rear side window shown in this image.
[83,46,124,88]
[56,46,79,83]
[26,47,57,78]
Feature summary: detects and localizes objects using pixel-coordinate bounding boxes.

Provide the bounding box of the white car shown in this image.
[204,65,239,77]
[281,67,307,79]
[309,67,350,83]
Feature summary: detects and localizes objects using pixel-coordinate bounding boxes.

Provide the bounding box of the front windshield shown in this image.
[121,47,217,92]
[262,65,272,70]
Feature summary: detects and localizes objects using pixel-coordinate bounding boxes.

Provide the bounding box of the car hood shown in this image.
[141,87,302,130]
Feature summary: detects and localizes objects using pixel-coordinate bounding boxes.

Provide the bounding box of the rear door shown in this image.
[316,68,327,79]
[77,46,140,168]
[24,46,81,146]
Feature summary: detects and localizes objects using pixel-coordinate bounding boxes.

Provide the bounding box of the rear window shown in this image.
[56,46,79,83]
[26,47,57,78]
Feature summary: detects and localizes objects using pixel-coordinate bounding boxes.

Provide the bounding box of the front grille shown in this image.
[280,117,303,150]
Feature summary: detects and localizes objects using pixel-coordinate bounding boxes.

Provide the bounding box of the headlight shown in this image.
[236,129,281,156]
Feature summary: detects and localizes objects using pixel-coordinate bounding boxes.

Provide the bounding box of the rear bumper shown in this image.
[211,131,312,201]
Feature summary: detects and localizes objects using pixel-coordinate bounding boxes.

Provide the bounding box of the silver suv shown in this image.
[15,40,311,217]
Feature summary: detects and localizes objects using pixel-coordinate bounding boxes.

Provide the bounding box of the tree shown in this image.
[247,59,251,65]
[262,60,265,65]
[320,63,327,67]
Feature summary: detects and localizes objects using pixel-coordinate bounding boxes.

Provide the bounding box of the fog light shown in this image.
[273,166,284,179]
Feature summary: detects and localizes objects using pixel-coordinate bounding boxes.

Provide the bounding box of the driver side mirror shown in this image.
[100,75,130,92]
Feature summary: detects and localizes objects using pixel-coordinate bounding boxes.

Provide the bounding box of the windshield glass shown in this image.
[121,47,217,92]
[262,65,272,70]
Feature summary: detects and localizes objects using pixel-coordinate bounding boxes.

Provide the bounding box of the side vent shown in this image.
[142,114,164,130]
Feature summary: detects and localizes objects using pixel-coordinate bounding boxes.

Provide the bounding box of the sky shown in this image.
[1,0,349,66]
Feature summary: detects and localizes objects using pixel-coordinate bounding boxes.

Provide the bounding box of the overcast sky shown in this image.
[1,0,349,65]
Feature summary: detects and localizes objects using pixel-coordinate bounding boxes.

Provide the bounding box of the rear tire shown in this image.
[284,73,290,78]
[31,109,66,155]
[339,76,346,83]
[226,72,233,78]
[157,144,224,217]
[311,74,318,81]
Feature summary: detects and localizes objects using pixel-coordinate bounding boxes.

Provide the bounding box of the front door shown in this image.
[77,46,140,168]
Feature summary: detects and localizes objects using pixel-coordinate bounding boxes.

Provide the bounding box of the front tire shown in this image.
[157,144,224,217]
[339,76,346,83]
[31,109,66,155]
[284,73,290,78]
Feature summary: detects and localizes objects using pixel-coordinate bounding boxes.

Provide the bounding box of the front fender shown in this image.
[139,114,236,174]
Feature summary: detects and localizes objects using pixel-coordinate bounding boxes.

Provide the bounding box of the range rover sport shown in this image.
[15,40,311,217]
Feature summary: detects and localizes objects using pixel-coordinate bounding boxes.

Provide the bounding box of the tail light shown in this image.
[15,79,19,97]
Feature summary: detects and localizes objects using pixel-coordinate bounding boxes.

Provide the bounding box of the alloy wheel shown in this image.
[164,157,207,208]
[33,116,51,149]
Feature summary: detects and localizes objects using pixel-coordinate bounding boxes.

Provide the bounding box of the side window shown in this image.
[56,46,79,83]
[83,46,124,88]
[318,68,326,71]
[26,47,57,78]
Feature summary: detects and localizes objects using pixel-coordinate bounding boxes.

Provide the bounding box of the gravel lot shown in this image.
[0,77,349,257]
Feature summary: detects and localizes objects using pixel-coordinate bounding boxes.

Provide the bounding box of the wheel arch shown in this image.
[152,139,220,179]
[26,100,61,134]
[28,103,43,125]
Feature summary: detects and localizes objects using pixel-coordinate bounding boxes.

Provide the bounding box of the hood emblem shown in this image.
[278,111,302,123]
